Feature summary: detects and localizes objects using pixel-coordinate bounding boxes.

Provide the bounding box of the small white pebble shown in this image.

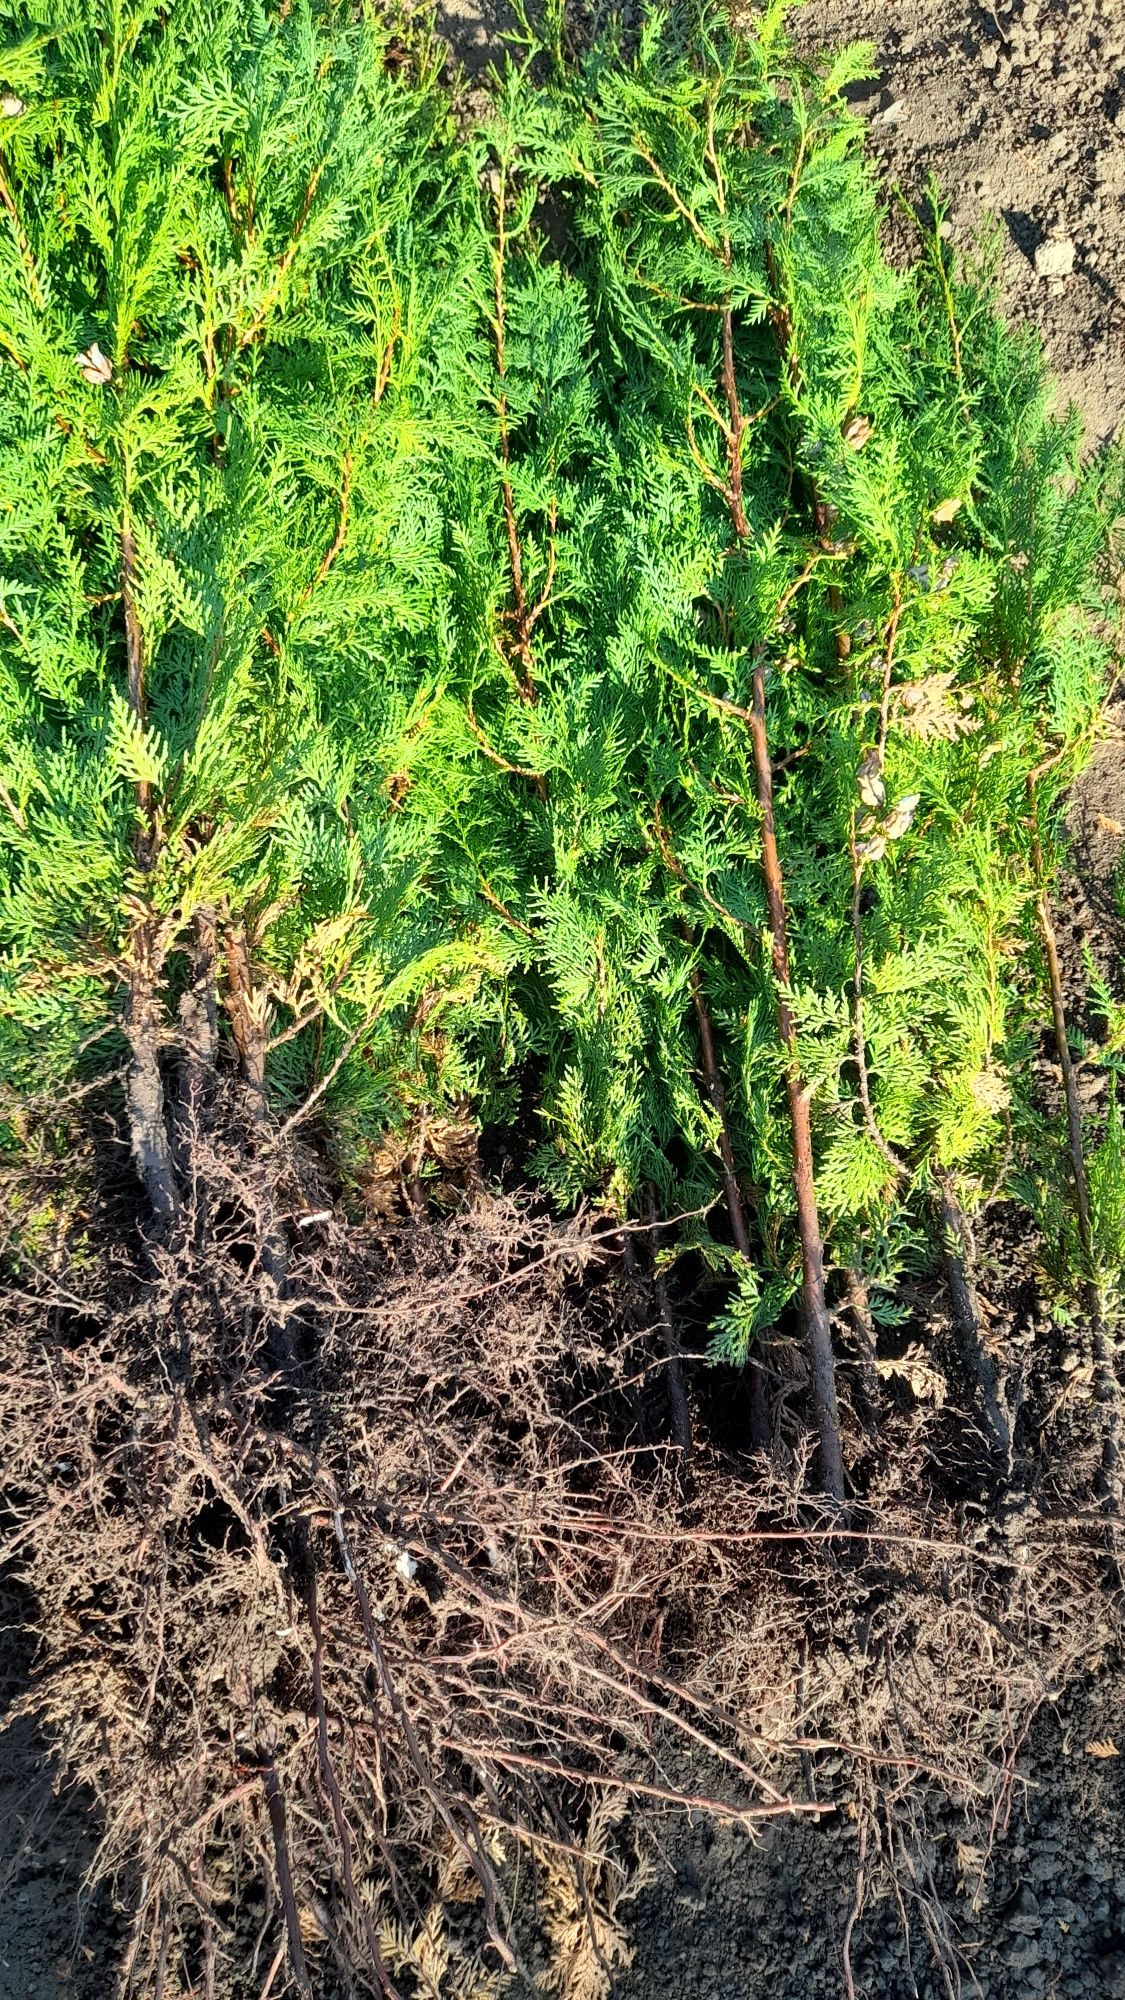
[1034,235,1076,279]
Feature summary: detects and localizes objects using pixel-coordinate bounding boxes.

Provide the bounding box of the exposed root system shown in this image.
[0,1116,1114,1998]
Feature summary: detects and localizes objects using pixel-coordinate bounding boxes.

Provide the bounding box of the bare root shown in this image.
[0,1114,1113,1998]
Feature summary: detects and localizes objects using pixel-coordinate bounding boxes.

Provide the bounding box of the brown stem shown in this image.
[720,307,748,539]
[123,928,179,1227]
[937,1176,1011,1458]
[844,1268,881,1434]
[650,823,767,1449]
[645,1185,693,1463]
[1030,824,1122,1514]
[706,179,845,1490]
[239,158,325,352]
[1036,887,1092,1252]
[674,285,843,1488]
[172,908,218,1180]
[685,947,770,1451]
[465,700,543,784]
[121,524,180,1226]
[849,857,908,1183]
[305,450,354,598]
[746,645,844,1499]
[0,157,45,312]
[260,1759,313,2000]
[223,923,296,1361]
[492,168,536,704]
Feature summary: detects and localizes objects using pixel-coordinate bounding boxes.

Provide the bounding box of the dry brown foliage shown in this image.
[0,1113,1115,1999]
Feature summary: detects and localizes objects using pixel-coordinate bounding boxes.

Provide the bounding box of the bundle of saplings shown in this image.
[0,0,1122,1992]
[1,0,1120,1474]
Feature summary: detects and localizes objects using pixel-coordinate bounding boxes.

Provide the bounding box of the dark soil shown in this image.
[792,0,1125,451]
[0,1720,111,2000]
[614,1668,1125,2000]
[0,1604,114,2000]
[1,7,1122,2000]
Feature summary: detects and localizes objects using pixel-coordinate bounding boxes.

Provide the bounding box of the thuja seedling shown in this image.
[0,0,1120,1486]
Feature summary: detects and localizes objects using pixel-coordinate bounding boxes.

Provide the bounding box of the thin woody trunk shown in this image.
[173,910,219,1199]
[686,957,770,1451]
[224,922,296,1365]
[224,922,273,1142]
[937,1177,1011,1460]
[716,290,845,1500]
[747,647,844,1499]
[491,164,537,707]
[121,523,180,1227]
[844,1268,881,1434]
[1034,874,1122,1517]
[645,1185,694,1465]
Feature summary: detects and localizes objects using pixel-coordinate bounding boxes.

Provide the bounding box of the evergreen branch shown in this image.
[650,801,751,941]
[781,98,809,234]
[221,155,240,237]
[491,163,537,702]
[222,154,256,248]
[906,182,972,420]
[664,665,755,728]
[776,551,822,621]
[763,240,801,394]
[0,328,26,371]
[703,93,727,222]
[526,497,558,631]
[721,305,749,538]
[632,133,720,257]
[268,998,332,1052]
[0,776,26,831]
[238,158,326,351]
[626,263,723,314]
[691,379,735,446]
[465,701,544,784]
[477,875,536,939]
[874,587,906,767]
[711,169,844,1488]
[122,523,154,848]
[267,948,360,1051]
[304,451,354,598]
[0,156,45,313]
[685,402,735,506]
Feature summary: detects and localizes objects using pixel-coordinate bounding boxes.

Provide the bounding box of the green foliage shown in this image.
[0,0,511,1135]
[1028,958,1125,1325]
[0,0,1120,1346]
